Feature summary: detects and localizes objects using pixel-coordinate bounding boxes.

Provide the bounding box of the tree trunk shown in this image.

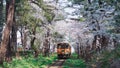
[10,5,17,56]
[98,0,102,7]
[20,26,27,52]
[20,26,24,49]
[43,38,49,57]
[88,0,91,4]
[11,19,17,56]
[0,0,15,64]
[43,28,50,57]
[31,37,38,58]
[77,36,82,59]
[77,44,80,58]
[23,27,27,51]
[30,26,39,58]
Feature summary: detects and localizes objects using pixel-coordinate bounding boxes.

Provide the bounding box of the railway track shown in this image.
[47,59,66,68]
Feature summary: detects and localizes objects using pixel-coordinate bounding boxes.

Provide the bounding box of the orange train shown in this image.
[57,42,71,58]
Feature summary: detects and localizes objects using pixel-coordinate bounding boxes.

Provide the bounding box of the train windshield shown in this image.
[57,43,69,49]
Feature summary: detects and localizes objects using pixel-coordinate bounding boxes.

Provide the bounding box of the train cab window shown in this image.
[57,43,70,49]
[65,45,69,48]
[57,45,61,48]
[61,45,65,48]
[57,45,65,49]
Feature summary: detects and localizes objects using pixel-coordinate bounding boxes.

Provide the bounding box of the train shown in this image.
[57,42,71,58]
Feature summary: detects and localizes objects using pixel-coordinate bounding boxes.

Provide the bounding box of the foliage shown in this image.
[52,32,64,39]
[54,14,65,21]
[15,0,31,26]
[68,0,84,4]
[2,53,57,68]
[79,17,85,22]
[32,0,55,23]
[88,44,120,68]
[63,53,86,68]
[44,11,54,23]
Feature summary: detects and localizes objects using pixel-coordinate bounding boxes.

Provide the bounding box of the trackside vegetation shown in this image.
[2,54,57,68]
[63,53,87,68]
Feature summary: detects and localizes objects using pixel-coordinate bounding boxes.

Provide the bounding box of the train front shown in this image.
[57,43,71,58]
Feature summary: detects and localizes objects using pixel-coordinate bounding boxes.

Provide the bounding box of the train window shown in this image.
[57,43,70,49]
[65,45,68,48]
[57,45,61,48]
[57,45,65,48]
[65,43,69,48]
[60,45,64,48]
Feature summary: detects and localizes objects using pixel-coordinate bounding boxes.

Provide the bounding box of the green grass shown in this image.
[63,53,86,68]
[2,54,57,68]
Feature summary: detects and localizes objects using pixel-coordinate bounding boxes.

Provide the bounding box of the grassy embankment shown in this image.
[1,52,57,68]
